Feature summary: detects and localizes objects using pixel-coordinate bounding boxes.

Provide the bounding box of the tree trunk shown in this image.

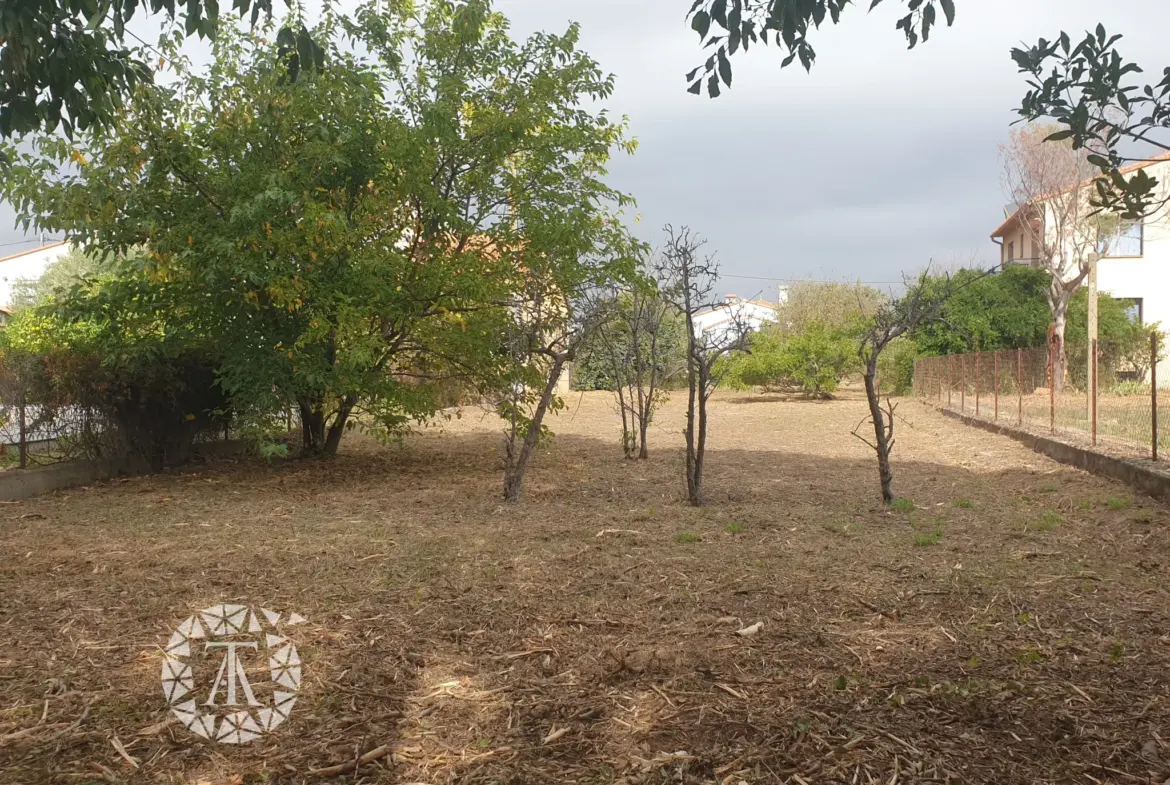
[863,363,894,504]
[684,353,699,505]
[1050,288,1070,393]
[503,357,566,502]
[322,396,356,456]
[690,362,710,506]
[300,400,327,455]
[615,381,635,458]
[637,414,650,460]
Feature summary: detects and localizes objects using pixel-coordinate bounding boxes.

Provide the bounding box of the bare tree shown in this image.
[594,273,683,459]
[656,225,749,506]
[499,274,612,502]
[855,272,956,504]
[1001,123,1117,390]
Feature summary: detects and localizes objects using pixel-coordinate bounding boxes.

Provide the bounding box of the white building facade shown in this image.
[692,294,778,343]
[992,155,1170,378]
[0,240,71,313]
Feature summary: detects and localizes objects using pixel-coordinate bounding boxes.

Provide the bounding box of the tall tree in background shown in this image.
[657,225,748,506]
[683,0,956,97]
[1000,124,1117,390]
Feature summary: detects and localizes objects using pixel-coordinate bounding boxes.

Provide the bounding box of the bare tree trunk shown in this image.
[689,361,711,506]
[862,362,894,504]
[300,399,327,455]
[322,395,356,456]
[637,409,650,460]
[685,345,700,505]
[1050,286,1070,392]
[503,357,567,502]
[614,379,635,458]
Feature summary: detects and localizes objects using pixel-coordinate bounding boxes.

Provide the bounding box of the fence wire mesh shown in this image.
[914,337,1169,461]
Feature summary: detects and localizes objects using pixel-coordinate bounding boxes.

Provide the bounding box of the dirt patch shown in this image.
[2,390,1169,784]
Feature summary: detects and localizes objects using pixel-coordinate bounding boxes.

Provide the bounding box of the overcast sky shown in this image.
[3,1,1167,297]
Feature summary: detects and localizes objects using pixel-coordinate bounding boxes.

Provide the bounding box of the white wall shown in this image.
[692,298,777,343]
[1094,160,1170,380]
[0,242,70,309]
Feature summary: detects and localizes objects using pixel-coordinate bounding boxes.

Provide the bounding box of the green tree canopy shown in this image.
[0,0,322,138]
[2,0,637,455]
[913,265,1052,355]
[684,0,956,97]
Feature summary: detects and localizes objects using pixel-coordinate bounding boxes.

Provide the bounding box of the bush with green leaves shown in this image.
[1,276,229,470]
[877,336,919,395]
[722,321,856,397]
[1066,288,1162,389]
[913,265,1052,356]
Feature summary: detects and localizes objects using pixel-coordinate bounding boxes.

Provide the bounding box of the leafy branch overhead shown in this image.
[0,0,323,137]
[1014,25,1170,219]
[684,0,955,97]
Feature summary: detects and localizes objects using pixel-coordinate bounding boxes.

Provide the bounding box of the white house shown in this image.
[991,152,1170,377]
[0,240,71,313]
[692,294,778,343]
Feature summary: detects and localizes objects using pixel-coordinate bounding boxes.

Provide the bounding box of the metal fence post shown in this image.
[1017,348,1023,427]
[947,355,952,407]
[1153,332,1159,461]
[975,352,981,417]
[1091,338,1098,446]
[18,386,27,470]
[994,351,1000,421]
[961,354,966,412]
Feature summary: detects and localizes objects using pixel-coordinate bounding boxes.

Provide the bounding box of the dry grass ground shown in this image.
[2,390,1170,785]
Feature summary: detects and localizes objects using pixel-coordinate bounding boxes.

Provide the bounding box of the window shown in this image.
[1099,221,1144,257]
[1120,297,1143,325]
[1007,241,1015,262]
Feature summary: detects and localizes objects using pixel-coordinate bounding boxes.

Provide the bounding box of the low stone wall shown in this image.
[937,407,1170,502]
[0,440,248,501]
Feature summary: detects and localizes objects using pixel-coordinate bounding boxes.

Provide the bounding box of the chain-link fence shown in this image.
[914,335,1168,461]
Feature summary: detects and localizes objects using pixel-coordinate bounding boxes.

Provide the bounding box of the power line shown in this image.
[0,237,66,250]
[719,272,905,285]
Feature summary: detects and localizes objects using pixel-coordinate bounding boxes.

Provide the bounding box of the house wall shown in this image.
[1091,160,1170,379]
[692,300,777,342]
[0,242,71,308]
[1000,224,1033,265]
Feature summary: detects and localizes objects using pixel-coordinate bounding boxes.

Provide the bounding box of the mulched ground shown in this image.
[2,389,1169,785]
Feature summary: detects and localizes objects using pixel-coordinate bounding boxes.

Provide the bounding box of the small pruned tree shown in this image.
[498,226,640,502]
[592,273,685,459]
[855,271,960,504]
[657,225,749,506]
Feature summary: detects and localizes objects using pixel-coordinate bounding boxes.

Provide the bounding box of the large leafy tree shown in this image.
[2,0,635,456]
[684,0,956,97]
[0,0,322,138]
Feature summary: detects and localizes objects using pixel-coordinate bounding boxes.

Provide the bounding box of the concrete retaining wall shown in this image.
[0,440,248,501]
[938,407,1170,502]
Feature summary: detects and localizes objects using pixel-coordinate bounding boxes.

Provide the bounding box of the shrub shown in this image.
[2,283,230,471]
[722,321,856,397]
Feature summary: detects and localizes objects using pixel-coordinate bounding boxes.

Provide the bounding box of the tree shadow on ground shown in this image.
[1,429,1169,783]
